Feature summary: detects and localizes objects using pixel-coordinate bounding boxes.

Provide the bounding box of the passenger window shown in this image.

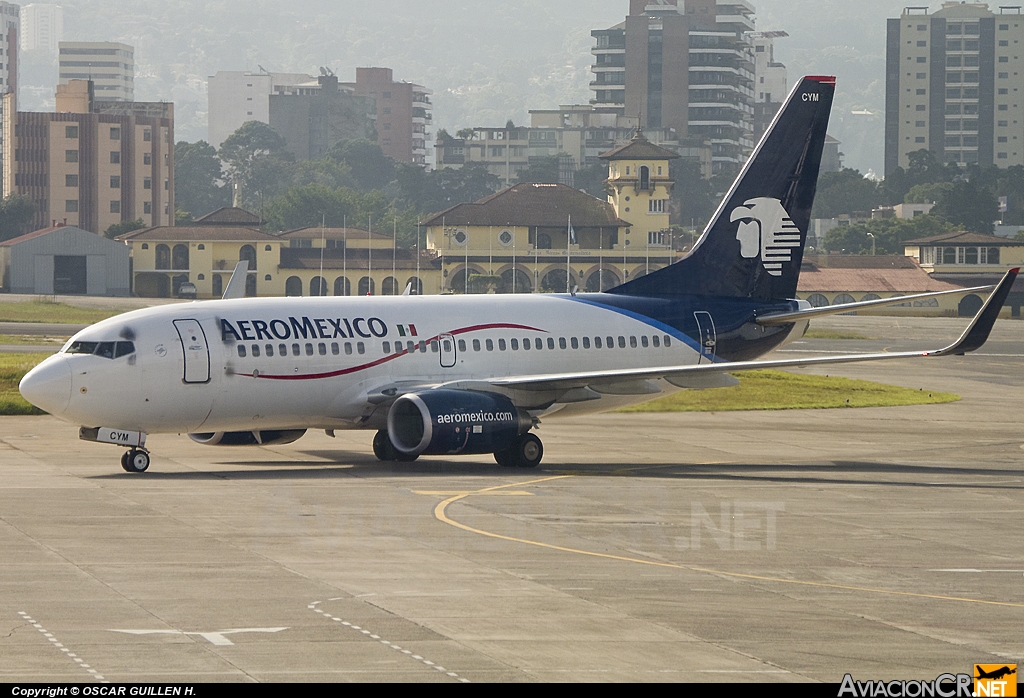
[344,342,353,355]
[522,337,530,350]
[251,344,261,357]
[663,335,672,347]
[486,339,494,351]
[641,336,649,348]
[265,344,274,357]
[498,338,507,351]
[357,342,365,355]
[595,336,602,349]
[419,341,427,353]
[305,343,314,356]
[280,343,288,356]
[114,341,135,358]
[606,336,614,348]
[510,338,518,350]
[383,341,391,353]
[318,343,327,356]
[547,337,555,350]
[559,337,567,349]
[473,339,481,351]
[443,339,452,352]
[652,335,660,348]
[430,340,439,353]
[407,341,415,352]
[96,342,116,359]
[237,345,247,358]
[458,339,466,352]
[618,336,626,349]
[570,337,579,349]
[292,343,300,356]
[582,337,590,349]
[394,344,402,355]
[332,343,339,355]
[630,336,637,348]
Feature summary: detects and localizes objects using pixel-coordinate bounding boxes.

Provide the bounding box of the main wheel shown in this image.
[120,451,132,472]
[514,433,543,468]
[494,448,516,467]
[124,450,150,473]
[372,430,397,461]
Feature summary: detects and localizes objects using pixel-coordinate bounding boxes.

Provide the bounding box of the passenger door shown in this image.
[173,319,211,383]
[693,311,717,365]
[439,333,457,368]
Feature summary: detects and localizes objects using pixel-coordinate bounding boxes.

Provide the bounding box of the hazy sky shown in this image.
[38,0,907,173]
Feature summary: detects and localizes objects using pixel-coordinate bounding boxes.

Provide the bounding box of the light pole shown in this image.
[867,232,876,256]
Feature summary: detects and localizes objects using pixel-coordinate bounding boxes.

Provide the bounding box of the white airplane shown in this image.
[19,76,1019,473]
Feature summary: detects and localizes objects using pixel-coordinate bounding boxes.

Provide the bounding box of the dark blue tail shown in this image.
[607,76,836,301]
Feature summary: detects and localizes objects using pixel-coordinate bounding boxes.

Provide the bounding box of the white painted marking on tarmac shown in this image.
[309,600,469,682]
[19,611,107,683]
[931,569,1024,573]
[109,627,288,646]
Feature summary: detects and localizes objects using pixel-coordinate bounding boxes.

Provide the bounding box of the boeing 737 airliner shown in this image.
[19,76,1019,472]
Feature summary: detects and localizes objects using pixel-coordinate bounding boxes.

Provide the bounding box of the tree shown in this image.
[931,179,999,234]
[395,162,500,214]
[261,184,393,231]
[515,155,563,184]
[573,163,608,197]
[823,215,955,255]
[326,139,395,191]
[103,218,145,240]
[218,121,294,210]
[174,140,231,218]
[904,182,953,204]
[670,159,717,230]
[811,168,881,218]
[0,195,36,242]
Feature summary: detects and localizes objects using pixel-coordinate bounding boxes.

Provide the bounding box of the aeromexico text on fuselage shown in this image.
[219,316,408,343]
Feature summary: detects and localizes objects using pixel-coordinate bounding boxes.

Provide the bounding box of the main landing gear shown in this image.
[372,430,419,462]
[494,433,543,469]
[120,449,151,473]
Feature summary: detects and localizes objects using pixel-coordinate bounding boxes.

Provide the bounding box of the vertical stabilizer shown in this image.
[607,76,835,300]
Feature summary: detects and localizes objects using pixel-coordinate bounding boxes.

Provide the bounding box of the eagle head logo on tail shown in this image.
[730,197,802,277]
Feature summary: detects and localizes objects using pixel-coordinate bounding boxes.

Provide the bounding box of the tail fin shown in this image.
[607,75,836,300]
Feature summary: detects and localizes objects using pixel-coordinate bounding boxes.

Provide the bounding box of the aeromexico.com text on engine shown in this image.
[436,411,515,425]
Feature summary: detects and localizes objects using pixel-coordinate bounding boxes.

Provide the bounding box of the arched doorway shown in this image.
[172,244,189,270]
[541,269,577,293]
[958,294,983,317]
[334,276,350,296]
[245,274,256,297]
[239,244,257,271]
[171,274,190,297]
[381,276,399,295]
[310,276,327,296]
[358,276,374,295]
[211,274,223,297]
[499,268,532,294]
[155,244,170,270]
[285,276,302,297]
[585,269,620,293]
[405,276,423,295]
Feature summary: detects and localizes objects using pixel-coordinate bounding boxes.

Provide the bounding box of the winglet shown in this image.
[929,268,1018,356]
[221,261,249,300]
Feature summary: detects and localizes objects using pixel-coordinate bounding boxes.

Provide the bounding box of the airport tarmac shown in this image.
[1,316,1022,683]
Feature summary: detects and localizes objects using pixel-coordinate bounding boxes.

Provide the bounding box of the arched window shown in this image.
[500,268,532,294]
[861,293,881,302]
[834,294,856,305]
[211,274,223,297]
[155,244,170,270]
[334,276,351,296]
[585,269,620,293]
[541,269,577,293]
[381,276,399,295]
[310,276,327,296]
[988,247,1000,264]
[239,244,257,271]
[806,293,829,308]
[285,276,303,297]
[172,244,189,270]
[358,276,374,296]
[638,165,650,190]
[405,276,423,296]
[959,294,983,317]
[537,233,552,249]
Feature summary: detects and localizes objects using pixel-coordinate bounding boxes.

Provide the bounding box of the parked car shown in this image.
[177,282,198,299]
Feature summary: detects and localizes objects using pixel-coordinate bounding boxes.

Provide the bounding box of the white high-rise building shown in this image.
[22,3,60,54]
[0,1,20,195]
[59,41,133,102]
[207,70,315,149]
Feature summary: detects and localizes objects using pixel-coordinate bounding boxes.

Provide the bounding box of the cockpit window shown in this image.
[65,340,135,358]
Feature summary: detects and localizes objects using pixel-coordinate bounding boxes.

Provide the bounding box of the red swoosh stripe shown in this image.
[238,323,546,381]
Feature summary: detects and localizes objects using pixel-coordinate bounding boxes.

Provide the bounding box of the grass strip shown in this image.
[0,353,50,415]
[618,370,959,413]
[0,300,119,325]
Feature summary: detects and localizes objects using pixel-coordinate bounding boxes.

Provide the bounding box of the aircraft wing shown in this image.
[460,268,1018,394]
[755,284,995,326]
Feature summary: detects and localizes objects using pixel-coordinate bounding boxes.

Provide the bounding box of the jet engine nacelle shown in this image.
[387,390,530,457]
[188,429,307,446]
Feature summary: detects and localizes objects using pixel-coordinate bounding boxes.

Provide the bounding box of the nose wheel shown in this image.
[121,449,151,473]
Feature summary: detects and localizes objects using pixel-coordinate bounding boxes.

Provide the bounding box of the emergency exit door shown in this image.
[173,319,211,383]
[694,311,717,365]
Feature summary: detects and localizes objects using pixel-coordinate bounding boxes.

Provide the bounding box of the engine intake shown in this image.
[188,429,307,446]
[387,390,529,457]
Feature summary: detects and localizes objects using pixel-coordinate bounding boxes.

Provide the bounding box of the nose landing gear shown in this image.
[120,449,151,473]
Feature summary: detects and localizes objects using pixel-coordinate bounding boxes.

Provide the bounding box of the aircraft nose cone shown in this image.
[19,355,71,416]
